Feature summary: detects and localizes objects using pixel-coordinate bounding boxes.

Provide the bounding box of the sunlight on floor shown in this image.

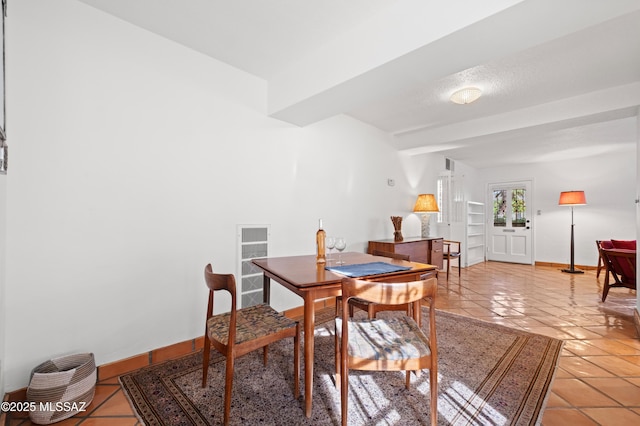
[439,380,507,426]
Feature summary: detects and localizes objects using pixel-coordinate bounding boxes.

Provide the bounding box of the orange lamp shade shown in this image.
[413,194,440,212]
[558,191,587,206]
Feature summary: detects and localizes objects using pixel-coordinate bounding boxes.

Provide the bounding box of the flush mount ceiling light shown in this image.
[450,87,482,104]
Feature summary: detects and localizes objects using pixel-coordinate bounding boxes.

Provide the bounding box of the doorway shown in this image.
[487,181,533,264]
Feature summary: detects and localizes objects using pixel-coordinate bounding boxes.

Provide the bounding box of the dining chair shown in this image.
[443,240,462,281]
[335,276,438,426]
[201,264,300,425]
[336,250,412,319]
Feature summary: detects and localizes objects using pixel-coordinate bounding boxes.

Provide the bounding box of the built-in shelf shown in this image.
[465,202,485,266]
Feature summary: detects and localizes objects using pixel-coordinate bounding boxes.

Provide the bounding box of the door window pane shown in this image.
[493,190,506,227]
[512,189,526,227]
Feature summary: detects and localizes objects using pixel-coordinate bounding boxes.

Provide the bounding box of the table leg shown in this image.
[263,276,271,304]
[303,294,315,417]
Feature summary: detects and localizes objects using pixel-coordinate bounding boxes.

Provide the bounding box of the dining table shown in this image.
[252,251,437,417]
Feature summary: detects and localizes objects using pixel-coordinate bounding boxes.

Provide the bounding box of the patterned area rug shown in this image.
[120,310,562,425]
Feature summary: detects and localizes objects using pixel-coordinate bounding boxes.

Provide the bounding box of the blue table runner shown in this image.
[325,261,411,278]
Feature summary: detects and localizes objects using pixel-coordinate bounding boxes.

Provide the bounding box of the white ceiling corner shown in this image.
[77,0,640,168]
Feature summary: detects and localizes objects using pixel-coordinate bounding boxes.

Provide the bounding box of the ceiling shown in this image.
[77,0,640,168]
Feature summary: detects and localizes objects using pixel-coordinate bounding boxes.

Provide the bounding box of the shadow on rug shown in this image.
[120,309,562,425]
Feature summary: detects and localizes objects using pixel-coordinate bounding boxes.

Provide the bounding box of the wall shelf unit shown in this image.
[465,201,486,267]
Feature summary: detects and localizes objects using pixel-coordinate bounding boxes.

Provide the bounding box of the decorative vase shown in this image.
[391,216,403,242]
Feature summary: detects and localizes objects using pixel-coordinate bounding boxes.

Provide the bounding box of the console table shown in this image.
[368,237,444,270]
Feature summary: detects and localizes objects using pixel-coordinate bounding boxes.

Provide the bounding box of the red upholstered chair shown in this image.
[598,248,636,302]
[596,240,614,279]
[611,239,637,250]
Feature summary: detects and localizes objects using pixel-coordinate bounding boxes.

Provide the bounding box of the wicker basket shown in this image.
[26,353,96,425]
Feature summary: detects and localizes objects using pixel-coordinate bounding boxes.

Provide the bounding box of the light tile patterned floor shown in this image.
[434,261,639,426]
[6,261,639,425]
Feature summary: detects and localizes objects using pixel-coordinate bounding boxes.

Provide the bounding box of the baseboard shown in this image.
[3,336,206,403]
[3,299,333,403]
[534,261,596,271]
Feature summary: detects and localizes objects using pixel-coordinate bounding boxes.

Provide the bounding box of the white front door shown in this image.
[487,181,533,264]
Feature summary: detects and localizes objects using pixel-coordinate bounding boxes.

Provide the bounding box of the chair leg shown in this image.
[223,355,235,426]
[263,345,269,366]
[405,370,411,389]
[446,255,450,281]
[602,273,611,302]
[334,328,340,389]
[430,368,438,426]
[293,324,300,398]
[333,330,340,389]
[458,254,462,277]
[201,335,211,387]
[340,355,349,426]
[367,305,375,319]
[602,286,609,302]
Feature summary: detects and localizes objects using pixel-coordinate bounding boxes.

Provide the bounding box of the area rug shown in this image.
[120,309,562,425]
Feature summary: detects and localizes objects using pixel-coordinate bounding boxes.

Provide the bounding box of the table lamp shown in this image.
[558,190,587,274]
[413,194,439,238]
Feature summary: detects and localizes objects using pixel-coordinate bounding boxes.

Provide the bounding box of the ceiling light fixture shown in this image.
[450,87,482,105]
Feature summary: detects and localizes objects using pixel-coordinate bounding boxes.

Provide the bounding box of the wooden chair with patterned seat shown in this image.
[335,276,439,426]
[201,264,300,425]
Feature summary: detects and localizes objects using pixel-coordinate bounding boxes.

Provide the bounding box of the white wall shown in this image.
[3,0,638,393]
[636,107,640,313]
[1,0,443,391]
[479,150,637,267]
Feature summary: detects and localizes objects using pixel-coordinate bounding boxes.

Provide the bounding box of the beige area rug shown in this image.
[120,309,562,425]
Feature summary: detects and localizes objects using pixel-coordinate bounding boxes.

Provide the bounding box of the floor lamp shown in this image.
[558,191,587,274]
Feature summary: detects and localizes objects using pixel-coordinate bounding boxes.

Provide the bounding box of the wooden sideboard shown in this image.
[368,237,444,270]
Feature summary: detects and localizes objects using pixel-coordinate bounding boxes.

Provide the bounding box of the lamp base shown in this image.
[420,214,431,238]
[561,268,584,274]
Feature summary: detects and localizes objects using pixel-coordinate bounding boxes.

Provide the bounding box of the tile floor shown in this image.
[5,261,639,425]
[435,261,640,426]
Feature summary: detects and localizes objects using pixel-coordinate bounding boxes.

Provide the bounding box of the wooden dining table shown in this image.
[252,251,437,417]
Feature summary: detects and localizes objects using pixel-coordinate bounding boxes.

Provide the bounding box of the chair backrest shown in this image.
[371,250,410,261]
[341,277,437,308]
[600,249,636,285]
[444,240,461,254]
[204,264,238,331]
[340,276,438,367]
[597,240,614,250]
[611,239,636,250]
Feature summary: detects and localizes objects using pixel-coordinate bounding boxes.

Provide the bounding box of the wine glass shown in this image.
[335,237,346,265]
[326,236,336,263]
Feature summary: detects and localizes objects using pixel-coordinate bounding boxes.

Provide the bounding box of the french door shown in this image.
[487,181,533,264]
